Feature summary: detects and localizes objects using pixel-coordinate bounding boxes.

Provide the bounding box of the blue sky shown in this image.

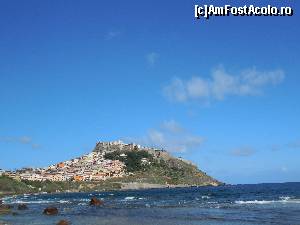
[0,0,299,184]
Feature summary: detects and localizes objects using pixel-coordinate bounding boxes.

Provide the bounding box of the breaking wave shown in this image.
[235,196,300,205]
[5,199,71,204]
[124,196,135,200]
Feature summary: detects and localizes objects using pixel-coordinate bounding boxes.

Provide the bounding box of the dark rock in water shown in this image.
[0,204,11,215]
[0,204,12,210]
[17,204,28,210]
[89,197,103,206]
[57,219,70,225]
[43,207,58,215]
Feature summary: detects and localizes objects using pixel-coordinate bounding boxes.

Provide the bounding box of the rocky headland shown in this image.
[0,140,222,196]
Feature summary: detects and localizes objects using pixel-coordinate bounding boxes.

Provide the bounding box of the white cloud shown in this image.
[19,136,32,144]
[105,31,121,40]
[129,120,204,153]
[281,166,288,172]
[270,144,281,152]
[148,130,165,145]
[163,67,285,102]
[163,78,187,102]
[231,147,255,157]
[187,77,210,98]
[146,52,159,66]
[0,136,41,149]
[288,140,300,149]
[161,120,184,133]
[271,139,300,151]
[31,143,41,149]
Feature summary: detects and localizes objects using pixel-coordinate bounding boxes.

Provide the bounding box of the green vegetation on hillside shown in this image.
[0,175,122,196]
[105,150,219,186]
[104,150,153,172]
[121,158,218,186]
[0,176,32,195]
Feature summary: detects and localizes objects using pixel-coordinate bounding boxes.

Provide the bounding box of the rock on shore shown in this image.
[89,197,103,206]
[57,220,70,225]
[17,204,28,210]
[43,207,58,215]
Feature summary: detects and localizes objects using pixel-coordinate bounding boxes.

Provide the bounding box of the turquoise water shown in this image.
[1,182,300,225]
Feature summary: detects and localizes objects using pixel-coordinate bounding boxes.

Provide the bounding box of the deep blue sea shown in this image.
[1,182,300,225]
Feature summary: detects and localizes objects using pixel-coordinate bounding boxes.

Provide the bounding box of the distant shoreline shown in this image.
[0,182,222,200]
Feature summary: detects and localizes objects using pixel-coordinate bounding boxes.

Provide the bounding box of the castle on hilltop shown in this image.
[93,140,172,160]
[93,140,141,153]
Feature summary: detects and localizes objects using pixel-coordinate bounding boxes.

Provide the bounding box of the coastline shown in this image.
[0,181,222,201]
[120,181,221,190]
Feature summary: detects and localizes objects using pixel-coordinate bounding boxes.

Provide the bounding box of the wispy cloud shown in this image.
[127,120,204,153]
[105,31,121,40]
[281,166,288,172]
[0,136,41,149]
[161,120,184,133]
[231,147,255,157]
[270,139,300,151]
[31,143,41,149]
[146,52,159,66]
[163,67,285,103]
[19,136,32,144]
[270,144,282,152]
[288,140,300,149]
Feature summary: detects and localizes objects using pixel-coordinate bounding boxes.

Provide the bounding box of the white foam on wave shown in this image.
[1,196,14,202]
[207,201,218,204]
[124,196,135,200]
[7,199,71,204]
[78,202,88,206]
[195,196,211,201]
[13,200,53,204]
[235,197,300,205]
[78,198,90,202]
[236,200,275,205]
[279,196,291,201]
[201,195,211,199]
[58,200,70,203]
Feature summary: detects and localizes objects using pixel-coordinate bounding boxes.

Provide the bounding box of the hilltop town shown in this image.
[0,141,221,194]
[1,141,176,183]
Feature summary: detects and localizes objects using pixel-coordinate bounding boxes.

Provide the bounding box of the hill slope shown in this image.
[103,148,220,186]
[0,141,221,195]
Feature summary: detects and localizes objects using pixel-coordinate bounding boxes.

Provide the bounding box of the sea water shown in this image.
[1,182,300,225]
